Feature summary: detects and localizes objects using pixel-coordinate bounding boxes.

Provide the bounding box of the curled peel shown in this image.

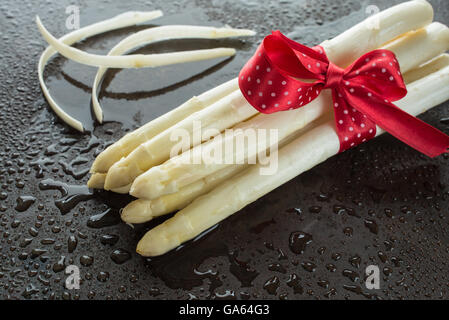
[91,25,255,122]
[37,11,164,132]
[37,16,238,69]
[37,13,255,131]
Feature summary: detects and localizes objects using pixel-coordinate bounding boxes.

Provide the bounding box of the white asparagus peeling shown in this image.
[36,16,240,69]
[91,26,255,123]
[137,62,449,257]
[130,22,449,200]
[38,11,163,132]
[104,0,435,192]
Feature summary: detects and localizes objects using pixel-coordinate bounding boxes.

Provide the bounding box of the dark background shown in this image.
[0,0,448,300]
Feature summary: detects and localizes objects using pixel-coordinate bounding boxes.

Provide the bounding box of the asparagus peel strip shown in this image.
[36,16,245,69]
[137,62,449,257]
[37,11,253,133]
[90,25,256,123]
[38,11,163,132]
[104,0,434,192]
[130,22,449,200]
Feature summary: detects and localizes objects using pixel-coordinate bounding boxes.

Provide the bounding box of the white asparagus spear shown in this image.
[104,0,434,192]
[130,22,449,200]
[121,165,247,223]
[38,11,163,132]
[91,26,255,123]
[87,173,107,189]
[403,53,449,83]
[319,0,434,68]
[384,22,449,72]
[89,78,238,178]
[36,16,245,68]
[137,62,449,256]
[121,56,449,222]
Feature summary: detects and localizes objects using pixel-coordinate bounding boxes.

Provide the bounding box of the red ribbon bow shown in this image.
[239,31,449,157]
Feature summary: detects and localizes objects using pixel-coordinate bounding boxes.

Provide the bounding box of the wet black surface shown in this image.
[1,0,449,300]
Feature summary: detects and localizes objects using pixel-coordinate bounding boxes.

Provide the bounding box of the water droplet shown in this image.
[67,235,78,253]
[263,276,280,295]
[110,249,131,265]
[289,231,312,254]
[80,255,94,266]
[100,234,119,246]
[15,195,36,212]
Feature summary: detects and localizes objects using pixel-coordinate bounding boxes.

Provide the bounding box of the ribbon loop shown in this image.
[238,31,449,158]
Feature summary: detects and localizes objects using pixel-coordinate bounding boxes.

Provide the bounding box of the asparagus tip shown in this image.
[121,200,154,224]
[136,233,165,257]
[86,176,96,189]
[221,48,237,57]
[103,162,132,190]
[129,166,174,199]
[87,173,106,189]
[234,29,256,37]
[142,10,163,19]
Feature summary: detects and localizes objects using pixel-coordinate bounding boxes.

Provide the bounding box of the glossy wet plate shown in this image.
[1,0,449,300]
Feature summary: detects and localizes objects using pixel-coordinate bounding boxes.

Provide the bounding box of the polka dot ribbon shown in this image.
[239,31,449,157]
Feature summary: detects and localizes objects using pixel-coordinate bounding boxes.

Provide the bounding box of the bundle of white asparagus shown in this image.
[98,0,443,193]
[38,1,449,256]
[137,60,449,256]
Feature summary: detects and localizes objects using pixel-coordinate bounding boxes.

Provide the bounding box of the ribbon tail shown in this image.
[384,112,449,158]
[332,89,377,153]
[348,93,449,158]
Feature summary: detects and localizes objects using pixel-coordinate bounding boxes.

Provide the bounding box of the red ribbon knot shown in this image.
[323,63,345,90]
[238,30,449,157]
